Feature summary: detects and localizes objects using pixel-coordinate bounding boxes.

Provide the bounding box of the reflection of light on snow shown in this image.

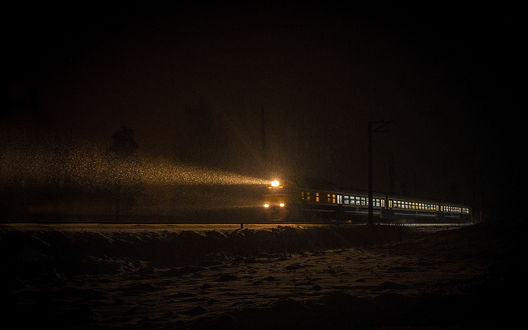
[2,223,322,232]
[0,145,268,186]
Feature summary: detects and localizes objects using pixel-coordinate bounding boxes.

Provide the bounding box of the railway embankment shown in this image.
[1,222,525,328]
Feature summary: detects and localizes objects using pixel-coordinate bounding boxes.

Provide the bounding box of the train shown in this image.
[262,179,471,223]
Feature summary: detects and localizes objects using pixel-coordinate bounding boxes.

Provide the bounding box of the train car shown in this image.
[262,179,471,223]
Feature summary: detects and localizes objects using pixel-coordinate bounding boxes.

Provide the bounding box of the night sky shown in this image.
[1,2,523,219]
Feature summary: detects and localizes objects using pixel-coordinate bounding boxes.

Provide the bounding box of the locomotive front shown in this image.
[262,179,297,217]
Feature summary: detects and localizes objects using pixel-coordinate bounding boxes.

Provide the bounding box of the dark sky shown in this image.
[1,2,523,210]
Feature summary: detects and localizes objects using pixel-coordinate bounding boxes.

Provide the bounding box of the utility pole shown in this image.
[368,120,393,224]
[261,107,267,169]
[368,122,373,223]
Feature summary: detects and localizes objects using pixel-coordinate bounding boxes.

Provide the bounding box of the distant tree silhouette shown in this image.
[107,126,142,221]
[109,126,138,159]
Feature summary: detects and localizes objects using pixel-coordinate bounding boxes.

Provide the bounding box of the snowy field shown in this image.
[1,222,524,329]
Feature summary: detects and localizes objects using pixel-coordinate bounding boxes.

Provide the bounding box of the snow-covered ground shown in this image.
[1,223,524,329]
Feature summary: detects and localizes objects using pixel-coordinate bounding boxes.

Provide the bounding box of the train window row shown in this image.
[441,206,469,214]
[342,195,384,207]
[300,191,469,214]
[301,192,384,207]
[391,200,439,211]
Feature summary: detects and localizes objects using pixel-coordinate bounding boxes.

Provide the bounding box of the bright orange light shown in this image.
[279,202,285,207]
[270,180,280,187]
[263,203,270,208]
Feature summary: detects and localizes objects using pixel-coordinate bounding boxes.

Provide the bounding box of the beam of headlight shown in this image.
[0,145,269,186]
[270,180,280,187]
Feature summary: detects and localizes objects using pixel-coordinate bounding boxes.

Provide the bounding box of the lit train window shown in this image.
[381,199,385,207]
[307,192,311,201]
[388,200,393,208]
[344,196,349,205]
[301,192,304,200]
[361,197,366,206]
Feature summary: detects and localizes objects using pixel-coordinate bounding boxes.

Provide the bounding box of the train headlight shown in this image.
[279,202,285,208]
[263,203,270,208]
[270,180,280,187]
